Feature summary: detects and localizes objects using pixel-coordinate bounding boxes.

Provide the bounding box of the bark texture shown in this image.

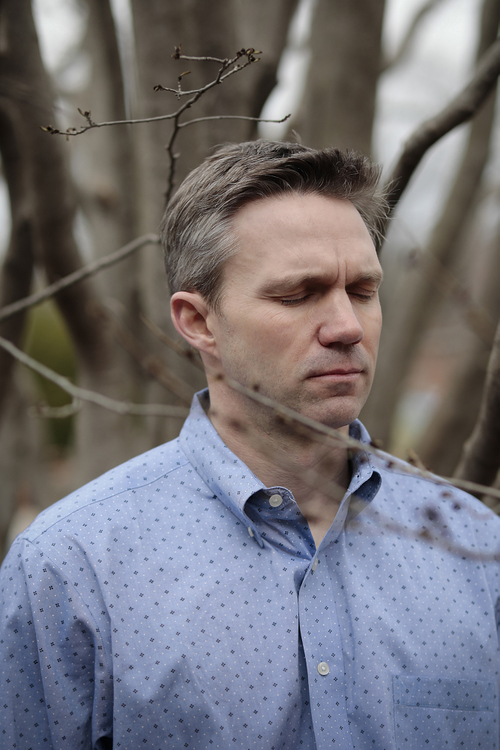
[290,0,386,156]
[363,0,500,445]
[129,0,294,445]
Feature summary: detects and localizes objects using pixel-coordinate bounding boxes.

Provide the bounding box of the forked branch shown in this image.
[40,48,287,139]
[381,38,500,236]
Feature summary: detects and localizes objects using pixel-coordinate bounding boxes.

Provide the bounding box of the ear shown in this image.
[170,291,217,357]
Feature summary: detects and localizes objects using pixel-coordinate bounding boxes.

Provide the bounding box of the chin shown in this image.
[304,398,362,431]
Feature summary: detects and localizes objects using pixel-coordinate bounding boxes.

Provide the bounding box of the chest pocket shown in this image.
[393,675,497,749]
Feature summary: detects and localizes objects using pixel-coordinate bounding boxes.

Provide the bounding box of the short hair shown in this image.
[161,139,387,310]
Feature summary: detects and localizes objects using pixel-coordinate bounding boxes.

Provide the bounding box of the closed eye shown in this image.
[348,289,377,302]
[281,295,312,306]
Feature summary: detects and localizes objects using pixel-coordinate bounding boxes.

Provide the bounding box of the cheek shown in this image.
[245,309,295,347]
[362,307,382,349]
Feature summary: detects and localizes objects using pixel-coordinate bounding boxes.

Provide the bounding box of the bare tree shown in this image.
[362,0,500,446]
[454,316,500,491]
[1,0,500,558]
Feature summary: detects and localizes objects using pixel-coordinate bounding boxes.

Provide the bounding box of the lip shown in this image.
[308,368,363,379]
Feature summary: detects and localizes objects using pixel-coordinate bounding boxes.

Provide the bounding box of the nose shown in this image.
[317,290,364,347]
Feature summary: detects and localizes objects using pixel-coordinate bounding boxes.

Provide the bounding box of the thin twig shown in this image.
[162,49,260,201]
[349,503,500,561]
[0,335,188,418]
[178,113,291,129]
[29,400,83,419]
[3,321,500,504]
[41,49,262,137]
[0,234,159,323]
[144,318,500,505]
[214,372,500,502]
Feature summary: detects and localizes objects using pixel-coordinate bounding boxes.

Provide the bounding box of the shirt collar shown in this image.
[179,390,381,538]
[178,390,266,537]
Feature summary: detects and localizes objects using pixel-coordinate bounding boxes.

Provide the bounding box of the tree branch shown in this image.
[0,335,188,419]
[0,234,159,324]
[3,328,500,504]
[41,48,262,136]
[178,113,290,129]
[382,38,500,230]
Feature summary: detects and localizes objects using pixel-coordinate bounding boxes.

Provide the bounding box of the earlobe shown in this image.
[170,291,216,356]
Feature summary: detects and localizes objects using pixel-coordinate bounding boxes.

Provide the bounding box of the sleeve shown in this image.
[0,537,113,749]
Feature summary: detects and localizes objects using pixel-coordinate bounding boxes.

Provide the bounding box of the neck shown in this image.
[207,393,351,548]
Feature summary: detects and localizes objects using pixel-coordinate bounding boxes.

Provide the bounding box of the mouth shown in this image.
[308,368,363,379]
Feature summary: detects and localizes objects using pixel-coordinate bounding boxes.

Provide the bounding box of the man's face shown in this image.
[207,192,383,431]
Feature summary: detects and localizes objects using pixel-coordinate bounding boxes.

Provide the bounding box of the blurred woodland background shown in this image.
[0,0,500,558]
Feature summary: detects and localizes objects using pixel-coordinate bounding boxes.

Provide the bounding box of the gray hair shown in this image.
[161,140,387,310]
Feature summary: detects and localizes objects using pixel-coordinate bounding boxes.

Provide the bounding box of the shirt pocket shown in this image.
[393,675,498,749]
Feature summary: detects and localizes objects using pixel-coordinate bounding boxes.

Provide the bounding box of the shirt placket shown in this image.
[297,460,380,749]
[299,543,353,749]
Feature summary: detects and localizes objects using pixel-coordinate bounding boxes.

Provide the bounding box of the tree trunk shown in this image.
[0,0,149,485]
[454,316,500,490]
[130,0,295,445]
[289,0,386,156]
[68,0,156,474]
[362,0,500,445]
[0,99,35,415]
[233,0,300,133]
[416,218,500,475]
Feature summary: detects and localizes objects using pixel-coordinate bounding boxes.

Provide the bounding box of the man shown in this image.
[1,141,499,750]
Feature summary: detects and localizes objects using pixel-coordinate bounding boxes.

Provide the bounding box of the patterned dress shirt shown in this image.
[1,390,500,750]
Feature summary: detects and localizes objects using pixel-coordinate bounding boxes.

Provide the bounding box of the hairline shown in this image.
[161,141,388,314]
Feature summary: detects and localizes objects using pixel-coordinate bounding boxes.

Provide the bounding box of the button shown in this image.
[317,661,330,676]
[247,526,254,537]
[269,494,283,508]
[311,559,319,571]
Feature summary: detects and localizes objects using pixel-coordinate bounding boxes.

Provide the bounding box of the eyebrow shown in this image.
[347,271,384,286]
[258,270,384,296]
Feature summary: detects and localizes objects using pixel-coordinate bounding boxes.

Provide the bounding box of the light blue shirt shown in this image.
[2,390,500,749]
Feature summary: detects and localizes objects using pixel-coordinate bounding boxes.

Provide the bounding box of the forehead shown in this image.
[227,192,381,282]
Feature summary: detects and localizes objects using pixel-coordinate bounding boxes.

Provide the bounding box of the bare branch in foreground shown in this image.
[212,371,500,503]
[0,335,188,419]
[40,45,290,208]
[349,501,500,562]
[382,38,500,233]
[0,234,159,323]
[2,326,500,505]
[29,400,83,419]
